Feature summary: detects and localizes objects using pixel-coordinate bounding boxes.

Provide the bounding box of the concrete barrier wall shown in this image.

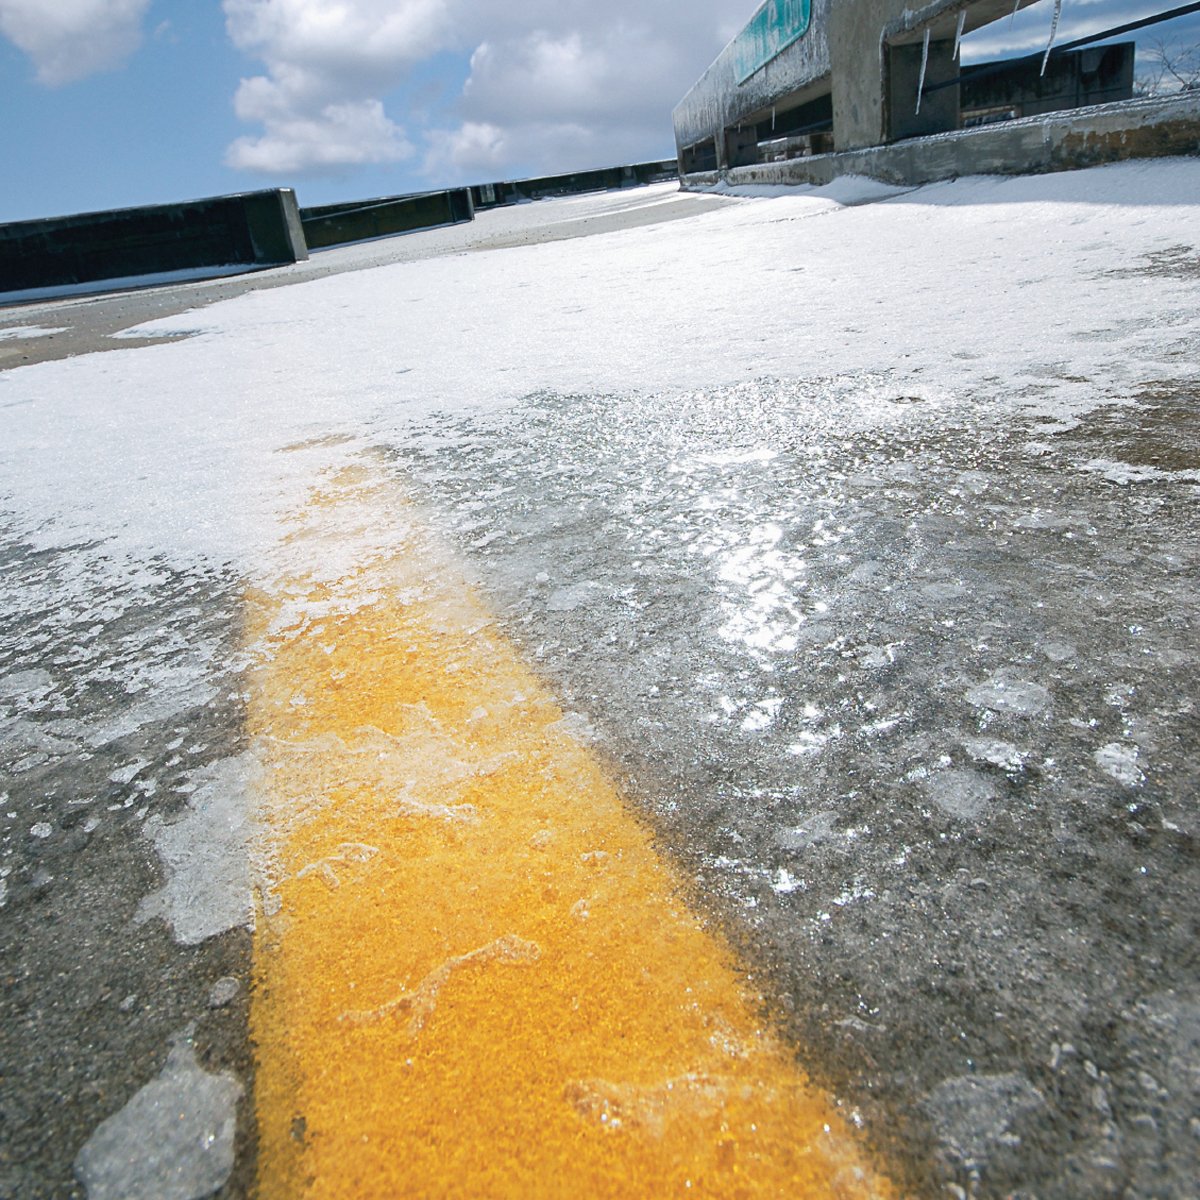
[0,189,307,294]
[299,189,473,250]
[470,161,677,209]
[680,92,1200,190]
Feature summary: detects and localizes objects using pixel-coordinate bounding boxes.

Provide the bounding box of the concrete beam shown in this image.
[470,162,677,209]
[0,190,307,295]
[299,190,473,250]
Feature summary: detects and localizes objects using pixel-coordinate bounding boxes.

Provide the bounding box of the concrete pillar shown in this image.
[829,0,893,151]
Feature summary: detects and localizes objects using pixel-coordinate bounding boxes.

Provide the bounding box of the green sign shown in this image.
[733,0,812,84]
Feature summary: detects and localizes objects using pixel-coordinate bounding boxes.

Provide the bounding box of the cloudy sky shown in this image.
[0,0,1195,220]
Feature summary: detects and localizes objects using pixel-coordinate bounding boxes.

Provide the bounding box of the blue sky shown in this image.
[0,0,1196,223]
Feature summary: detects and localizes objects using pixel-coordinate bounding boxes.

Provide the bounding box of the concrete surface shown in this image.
[1,174,1197,1199]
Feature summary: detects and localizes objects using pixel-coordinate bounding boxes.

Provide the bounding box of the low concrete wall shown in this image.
[299,189,473,250]
[680,93,1200,190]
[471,161,677,209]
[0,190,307,294]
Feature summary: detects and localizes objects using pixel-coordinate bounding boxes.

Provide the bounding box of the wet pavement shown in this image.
[392,377,1200,1197]
[1,177,1198,1198]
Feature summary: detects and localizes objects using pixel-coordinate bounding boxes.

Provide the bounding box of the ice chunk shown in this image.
[926,769,995,821]
[135,754,257,945]
[74,1030,241,1200]
[1095,742,1144,788]
[965,676,1051,716]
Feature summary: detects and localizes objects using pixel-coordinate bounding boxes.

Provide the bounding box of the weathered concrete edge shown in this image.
[679,93,1200,190]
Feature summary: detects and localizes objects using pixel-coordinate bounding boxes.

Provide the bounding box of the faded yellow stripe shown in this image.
[247,458,895,1199]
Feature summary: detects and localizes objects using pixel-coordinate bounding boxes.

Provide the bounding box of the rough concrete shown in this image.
[3,175,1196,1200]
[674,0,1043,160]
[0,191,307,295]
[828,0,1041,150]
[0,185,732,1200]
[0,539,256,1200]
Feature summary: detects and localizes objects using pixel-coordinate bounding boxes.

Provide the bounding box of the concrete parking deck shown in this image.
[1,165,1197,1199]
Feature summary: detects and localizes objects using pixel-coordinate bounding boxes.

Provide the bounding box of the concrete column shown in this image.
[829,0,893,151]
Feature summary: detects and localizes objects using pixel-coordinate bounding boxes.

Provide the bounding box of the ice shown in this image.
[964,677,1051,717]
[962,737,1026,773]
[772,867,804,895]
[916,28,931,114]
[73,1029,241,1200]
[0,164,1197,1197]
[0,667,54,700]
[1041,0,1063,76]
[1094,741,1145,788]
[135,754,258,946]
[925,768,996,821]
[207,977,240,1008]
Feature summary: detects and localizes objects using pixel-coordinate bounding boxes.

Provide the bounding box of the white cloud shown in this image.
[0,0,152,85]
[423,121,507,179]
[222,0,747,179]
[225,99,413,174]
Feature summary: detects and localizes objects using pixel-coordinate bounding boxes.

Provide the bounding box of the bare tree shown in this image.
[1138,35,1200,95]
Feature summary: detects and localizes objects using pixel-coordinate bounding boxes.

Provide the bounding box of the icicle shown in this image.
[772,105,776,131]
[1010,0,1021,24]
[1041,0,1063,76]
[954,9,967,60]
[916,27,931,115]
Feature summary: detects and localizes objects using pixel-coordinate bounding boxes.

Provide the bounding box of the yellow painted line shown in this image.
[247,457,896,1199]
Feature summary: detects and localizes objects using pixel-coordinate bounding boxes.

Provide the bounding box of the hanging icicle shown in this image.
[1041,0,1063,76]
[772,105,776,132]
[954,9,967,60]
[1010,0,1021,24]
[916,27,931,115]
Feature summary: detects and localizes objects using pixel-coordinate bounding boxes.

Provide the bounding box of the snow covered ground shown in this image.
[1,162,1198,1197]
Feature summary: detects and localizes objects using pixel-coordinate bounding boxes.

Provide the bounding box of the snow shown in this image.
[0,325,67,340]
[1,159,1196,577]
[1,157,1199,970]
